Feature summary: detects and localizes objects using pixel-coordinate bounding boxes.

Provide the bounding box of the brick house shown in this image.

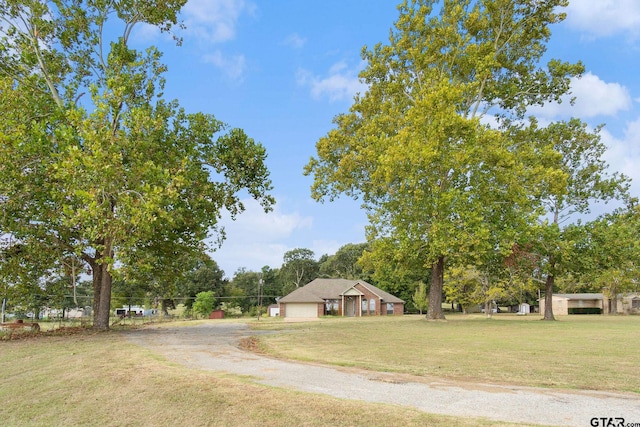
[278,278,404,319]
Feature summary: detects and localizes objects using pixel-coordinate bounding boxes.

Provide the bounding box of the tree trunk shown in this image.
[610,292,618,315]
[426,256,446,320]
[92,262,113,330]
[92,261,102,320]
[485,300,493,319]
[92,239,114,330]
[543,274,556,321]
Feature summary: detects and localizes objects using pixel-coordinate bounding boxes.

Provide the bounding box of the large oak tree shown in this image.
[305,0,582,319]
[0,1,274,329]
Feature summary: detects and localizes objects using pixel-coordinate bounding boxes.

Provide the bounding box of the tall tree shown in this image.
[173,255,226,310]
[279,248,318,293]
[305,0,581,319]
[229,268,262,313]
[0,1,274,329]
[318,242,369,279]
[259,265,281,304]
[529,119,629,320]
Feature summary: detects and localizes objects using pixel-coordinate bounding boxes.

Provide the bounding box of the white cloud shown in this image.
[602,117,640,199]
[529,72,632,119]
[209,198,313,276]
[565,1,640,38]
[131,1,255,45]
[182,0,256,44]
[202,50,246,81]
[309,239,343,259]
[283,33,307,49]
[296,61,367,102]
[131,0,255,82]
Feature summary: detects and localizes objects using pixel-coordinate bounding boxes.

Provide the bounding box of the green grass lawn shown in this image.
[251,313,640,393]
[0,323,533,427]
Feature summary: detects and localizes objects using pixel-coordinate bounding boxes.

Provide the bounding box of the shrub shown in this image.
[192,291,216,318]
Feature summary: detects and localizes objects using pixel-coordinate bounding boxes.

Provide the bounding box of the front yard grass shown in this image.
[251,313,640,393]
[0,327,531,427]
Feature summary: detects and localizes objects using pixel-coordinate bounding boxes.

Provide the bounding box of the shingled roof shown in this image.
[279,278,404,303]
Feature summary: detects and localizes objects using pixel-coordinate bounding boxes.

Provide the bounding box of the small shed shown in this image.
[517,303,530,315]
[268,304,280,317]
[208,310,225,319]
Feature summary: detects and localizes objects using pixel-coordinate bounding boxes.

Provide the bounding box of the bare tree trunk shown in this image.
[610,292,618,315]
[92,239,114,330]
[92,259,102,320]
[93,263,113,330]
[543,274,556,321]
[426,256,446,320]
[485,300,493,319]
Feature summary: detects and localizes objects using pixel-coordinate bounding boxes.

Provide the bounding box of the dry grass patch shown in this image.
[252,314,640,393]
[0,329,529,427]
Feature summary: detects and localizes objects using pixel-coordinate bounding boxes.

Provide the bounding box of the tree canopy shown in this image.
[305,0,585,320]
[513,118,630,320]
[0,0,274,329]
[279,248,318,293]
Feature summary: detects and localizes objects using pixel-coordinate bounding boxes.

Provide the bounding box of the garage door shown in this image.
[284,303,318,318]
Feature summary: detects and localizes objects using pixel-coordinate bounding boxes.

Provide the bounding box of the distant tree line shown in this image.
[4,211,639,321]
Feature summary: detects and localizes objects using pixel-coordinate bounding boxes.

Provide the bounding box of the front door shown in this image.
[345,296,356,317]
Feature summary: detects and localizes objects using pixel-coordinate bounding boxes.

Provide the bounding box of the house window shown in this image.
[369,298,376,314]
[386,303,394,315]
[632,299,640,310]
[362,298,368,315]
[325,299,338,315]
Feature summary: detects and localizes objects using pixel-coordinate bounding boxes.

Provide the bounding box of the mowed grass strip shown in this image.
[252,314,640,393]
[0,330,531,427]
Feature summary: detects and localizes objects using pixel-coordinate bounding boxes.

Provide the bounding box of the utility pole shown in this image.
[257,274,263,321]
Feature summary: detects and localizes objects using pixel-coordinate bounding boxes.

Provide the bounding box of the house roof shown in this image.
[539,293,640,302]
[552,293,604,300]
[279,278,405,304]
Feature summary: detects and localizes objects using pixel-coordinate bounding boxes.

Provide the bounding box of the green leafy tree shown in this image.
[192,291,216,319]
[412,281,429,314]
[578,207,640,314]
[228,268,262,313]
[43,276,74,317]
[444,266,481,314]
[360,237,428,303]
[111,278,148,312]
[0,1,274,329]
[444,265,508,316]
[279,248,318,294]
[529,120,630,320]
[305,0,582,320]
[174,256,226,310]
[0,237,56,318]
[259,265,281,304]
[504,244,543,305]
[318,243,369,280]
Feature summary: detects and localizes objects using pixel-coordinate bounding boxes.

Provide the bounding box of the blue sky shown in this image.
[132,1,640,278]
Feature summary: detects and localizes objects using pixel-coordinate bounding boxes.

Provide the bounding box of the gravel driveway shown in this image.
[128,322,640,427]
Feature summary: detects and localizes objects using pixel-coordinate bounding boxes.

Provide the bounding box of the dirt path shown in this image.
[127,322,640,427]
